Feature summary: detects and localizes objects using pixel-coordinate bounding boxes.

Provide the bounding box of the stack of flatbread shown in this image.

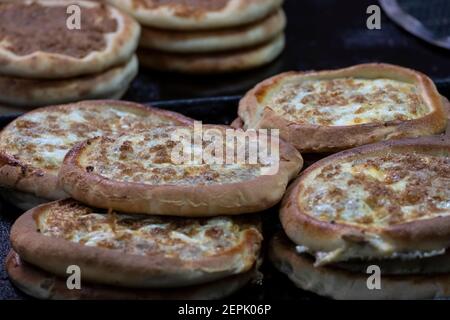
[233,63,450,299]
[107,0,286,73]
[2,99,303,299]
[0,0,140,109]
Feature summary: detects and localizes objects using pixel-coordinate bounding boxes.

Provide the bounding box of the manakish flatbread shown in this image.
[238,63,447,152]
[280,137,450,266]
[139,9,286,53]
[0,0,140,79]
[59,125,303,216]
[138,33,285,74]
[0,100,193,210]
[0,55,138,108]
[107,0,283,30]
[10,199,263,288]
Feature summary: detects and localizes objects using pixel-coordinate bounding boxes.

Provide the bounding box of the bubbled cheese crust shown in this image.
[238,63,447,152]
[271,78,429,126]
[280,138,450,265]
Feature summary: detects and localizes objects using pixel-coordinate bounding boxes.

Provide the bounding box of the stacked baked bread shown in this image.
[0,0,140,109]
[2,100,303,299]
[236,63,450,299]
[107,0,286,73]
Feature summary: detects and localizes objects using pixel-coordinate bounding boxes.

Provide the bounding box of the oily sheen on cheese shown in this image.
[271,78,430,126]
[36,199,258,260]
[0,107,183,172]
[300,152,450,228]
[81,128,266,185]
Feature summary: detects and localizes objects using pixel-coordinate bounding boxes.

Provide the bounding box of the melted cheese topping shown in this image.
[37,200,259,260]
[0,106,183,172]
[300,152,450,228]
[271,78,430,126]
[81,128,268,185]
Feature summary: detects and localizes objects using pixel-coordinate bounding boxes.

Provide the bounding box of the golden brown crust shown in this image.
[0,0,141,79]
[269,232,450,300]
[0,55,138,108]
[6,250,256,300]
[280,137,450,265]
[0,100,194,202]
[107,0,283,30]
[58,126,303,216]
[238,63,447,153]
[139,9,286,53]
[10,199,263,288]
[138,34,285,74]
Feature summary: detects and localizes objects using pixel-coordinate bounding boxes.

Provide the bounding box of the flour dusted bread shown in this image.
[59,125,302,216]
[138,34,285,74]
[10,199,263,288]
[139,9,286,53]
[0,101,193,209]
[269,233,450,300]
[0,0,140,79]
[107,0,283,30]
[238,63,447,152]
[280,137,450,266]
[0,55,138,108]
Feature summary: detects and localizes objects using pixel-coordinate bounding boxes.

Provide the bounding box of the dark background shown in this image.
[1,0,450,300]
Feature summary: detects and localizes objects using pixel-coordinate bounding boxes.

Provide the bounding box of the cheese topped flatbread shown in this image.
[0,101,193,202]
[10,199,262,288]
[280,139,450,265]
[238,64,447,152]
[59,125,303,216]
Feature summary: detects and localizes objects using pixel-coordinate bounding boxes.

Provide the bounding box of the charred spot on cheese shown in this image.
[270,78,430,126]
[80,128,268,185]
[36,199,259,259]
[300,152,450,227]
[0,106,183,172]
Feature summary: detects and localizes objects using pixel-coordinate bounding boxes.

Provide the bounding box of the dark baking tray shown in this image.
[0,96,332,301]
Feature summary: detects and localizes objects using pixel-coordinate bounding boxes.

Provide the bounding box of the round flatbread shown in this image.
[0,55,138,108]
[238,63,447,152]
[107,0,283,30]
[269,233,450,300]
[0,101,194,209]
[10,199,263,288]
[58,125,303,216]
[139,9,286,53]
[6,250,256,300]
[138,33,285,73]
[280,137,450,266]
[0,0,140,79]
